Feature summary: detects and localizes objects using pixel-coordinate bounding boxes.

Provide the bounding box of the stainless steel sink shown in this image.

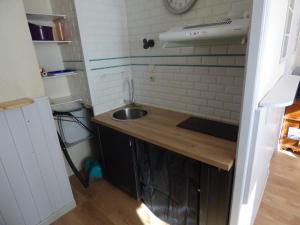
[112,107,148,121]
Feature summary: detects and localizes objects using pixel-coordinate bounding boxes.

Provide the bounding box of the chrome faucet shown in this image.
[124,79,136,106]
[129,79,135,105]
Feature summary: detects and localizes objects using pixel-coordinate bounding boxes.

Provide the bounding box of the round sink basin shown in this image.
[112,107,148,121]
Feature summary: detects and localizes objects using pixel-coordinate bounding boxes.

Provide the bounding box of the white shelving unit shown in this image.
[23,1,93,175]
[26,12,72,43]
[26,11,85,114]
[25,12,78,103]
[259,75,300,107]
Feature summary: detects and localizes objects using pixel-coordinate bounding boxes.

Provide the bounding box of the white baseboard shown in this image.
[38,200,76,225]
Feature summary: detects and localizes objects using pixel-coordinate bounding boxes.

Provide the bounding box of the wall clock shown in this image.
[163,0,198,14]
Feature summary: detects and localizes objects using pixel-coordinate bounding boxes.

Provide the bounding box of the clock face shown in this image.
[164,0,197,14]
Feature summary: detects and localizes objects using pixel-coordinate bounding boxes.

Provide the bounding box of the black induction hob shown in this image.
[177,117,239,142]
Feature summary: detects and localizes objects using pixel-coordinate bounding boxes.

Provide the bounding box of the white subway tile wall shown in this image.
[124,0,251,123]
[125,0,251,55]
[74,0,131,114]
[132,60,245,123]
[88,69,131,114]
[74,0,251,122]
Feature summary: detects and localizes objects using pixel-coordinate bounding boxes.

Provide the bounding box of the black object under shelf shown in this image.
[177,117,239,142]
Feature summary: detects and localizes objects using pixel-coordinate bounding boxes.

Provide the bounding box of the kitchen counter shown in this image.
[92,105,237,171]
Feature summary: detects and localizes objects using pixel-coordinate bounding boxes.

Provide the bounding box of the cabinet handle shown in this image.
[129,139,132,147]
[197,188,201,193]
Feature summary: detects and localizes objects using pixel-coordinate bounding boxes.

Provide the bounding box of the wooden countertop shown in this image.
[92,105,237,171]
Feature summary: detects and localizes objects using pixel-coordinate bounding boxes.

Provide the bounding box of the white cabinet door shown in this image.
[22,104,63,211]
[5,108,53,220]
[0,159,25,225]
[0,211,6,225]
[35,98,74,205]
[0,97,75,225]
[0,112,40,225]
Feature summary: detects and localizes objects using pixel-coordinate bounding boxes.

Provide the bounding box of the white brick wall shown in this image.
[124,0,251,124]
[125,0,252,55]
[132,61,245,123]
[89,69,131,113]
[73,0,251,122]
[74,0,131,114]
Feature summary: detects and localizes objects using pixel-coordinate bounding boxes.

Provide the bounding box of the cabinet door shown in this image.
[0,212,5,225]
[138,142,170,221]
[0,112,40,225]
[0,159,25,225]
[0,98,75,225]
[136,140,200,225]
[6,108,53,219]
[98,125,138,199]
[199,165,234,225]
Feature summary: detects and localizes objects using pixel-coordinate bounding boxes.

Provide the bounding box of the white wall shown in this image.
[74,0,131,115]
[230,0,300,224]
[124,0,251,124]
[0,0,45,103]
[126,0,251,54]
[74,0,251,123]
[23,0,52,13]
[130,49,246,124]
[295,38,300,66]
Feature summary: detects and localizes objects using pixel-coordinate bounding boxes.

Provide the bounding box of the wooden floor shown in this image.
[52,176,168,225]
[255,150,300,225]
[53,150,300,225]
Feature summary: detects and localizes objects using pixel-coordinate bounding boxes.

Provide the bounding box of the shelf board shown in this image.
[33,40,72,44]
[50,96,82,107]
[43,72,79,79]
[26,12,66,21]
[285,117,300,122]
[0,98,34,111]
[281,138,300,152]
[51,96,83,113]
[259,75,300,107]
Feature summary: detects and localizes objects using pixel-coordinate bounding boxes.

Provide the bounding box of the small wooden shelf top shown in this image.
[93,105,237,171]
[0,98,34,111]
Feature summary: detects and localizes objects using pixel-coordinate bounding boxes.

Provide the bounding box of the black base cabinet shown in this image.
[199,164,233,225]
[97,125,139,199]
[97,125,234,225]
[135,139,200,225]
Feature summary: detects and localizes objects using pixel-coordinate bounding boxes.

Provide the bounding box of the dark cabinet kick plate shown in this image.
[177,117,239,142]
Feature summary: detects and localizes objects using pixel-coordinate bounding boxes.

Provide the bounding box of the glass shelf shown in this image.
[42,71,79,79]
[26,12,66,21]
[33,40,72,44]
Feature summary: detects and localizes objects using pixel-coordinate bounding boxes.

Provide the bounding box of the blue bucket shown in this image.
[84,159,103,180]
